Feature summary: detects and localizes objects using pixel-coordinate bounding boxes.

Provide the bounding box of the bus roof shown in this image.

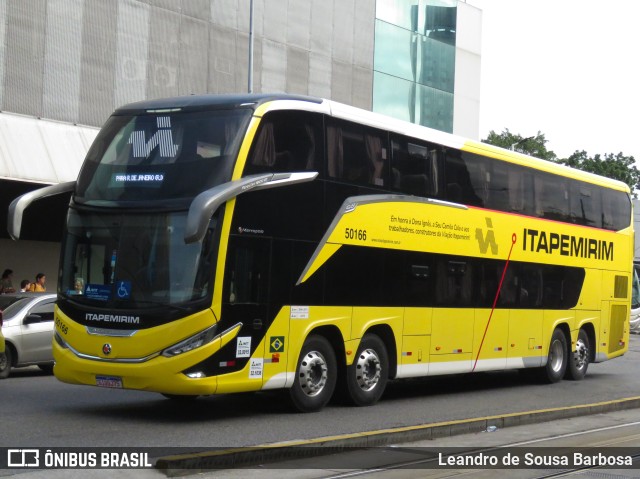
[321,99,630,194]
[113,93,323,114]
[112,93,630,194]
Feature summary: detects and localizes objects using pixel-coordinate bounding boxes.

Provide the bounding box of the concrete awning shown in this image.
[0,113,99,240]
[0,111,98,184]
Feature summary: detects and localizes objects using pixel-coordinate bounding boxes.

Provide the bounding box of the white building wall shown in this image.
[453,1,482,139]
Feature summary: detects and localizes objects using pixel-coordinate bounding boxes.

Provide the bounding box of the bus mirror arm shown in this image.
[7,181,76,240]
[184,171,318,244]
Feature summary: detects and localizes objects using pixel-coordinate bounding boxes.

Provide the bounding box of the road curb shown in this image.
[155,395,640,476]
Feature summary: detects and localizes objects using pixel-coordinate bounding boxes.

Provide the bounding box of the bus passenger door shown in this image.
[473,262,512,372]
[429,260,475,374]
[507,265,544,368]
[220,235,270,391]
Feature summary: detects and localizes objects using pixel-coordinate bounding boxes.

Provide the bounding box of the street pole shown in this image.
[248,0,254,93]
[511,136,534,151]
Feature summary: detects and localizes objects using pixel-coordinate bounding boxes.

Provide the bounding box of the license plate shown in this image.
[96,375,123,388]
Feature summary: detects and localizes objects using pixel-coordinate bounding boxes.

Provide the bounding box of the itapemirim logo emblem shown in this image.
[475,217,498,255]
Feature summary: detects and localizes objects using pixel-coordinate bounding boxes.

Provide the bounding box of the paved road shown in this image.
[2,335,640,450]
[4,389,640,478]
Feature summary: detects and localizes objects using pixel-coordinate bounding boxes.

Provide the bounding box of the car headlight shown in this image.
[161,325,218,357]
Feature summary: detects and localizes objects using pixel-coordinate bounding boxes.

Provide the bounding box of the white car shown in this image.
[0,293,57,378]
[631,264,640,334]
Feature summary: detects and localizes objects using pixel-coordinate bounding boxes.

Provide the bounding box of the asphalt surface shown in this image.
[2,335,640,451]
[1,334,640,476]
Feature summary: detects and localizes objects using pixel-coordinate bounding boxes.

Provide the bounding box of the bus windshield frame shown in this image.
[74,108,252,206]
[59,208,220,312]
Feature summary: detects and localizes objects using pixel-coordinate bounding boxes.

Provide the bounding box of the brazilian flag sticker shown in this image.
[269,336,285,353]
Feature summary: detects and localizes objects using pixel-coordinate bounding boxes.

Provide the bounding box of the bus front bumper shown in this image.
[52,337,219,396]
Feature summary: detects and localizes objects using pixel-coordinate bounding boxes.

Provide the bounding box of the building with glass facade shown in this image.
[374,0,481,136]
[0,0,481,288]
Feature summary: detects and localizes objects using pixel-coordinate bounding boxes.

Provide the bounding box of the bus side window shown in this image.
[390,135,439,197]
[505,165,535,214]
[463,153,489,206]
[444,150,483,206]
[534,172,569,222]
[519,265,543,308]
[570,182,601,227]
[245,111,323,175]
[436,258,473,306]
[485,162,535,215]
[602,189,631,231]
[226,238,269,305]
[327,120,388,187]
[497,265,518,307]
[405,254,434,306]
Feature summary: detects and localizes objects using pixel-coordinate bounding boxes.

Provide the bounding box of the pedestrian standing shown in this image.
[29,273,46,292]
[0,269,16,293]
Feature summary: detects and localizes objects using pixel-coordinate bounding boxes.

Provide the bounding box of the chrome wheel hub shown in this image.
[573,338,588,370]
[298,351,328,397]
[355,348,381,391]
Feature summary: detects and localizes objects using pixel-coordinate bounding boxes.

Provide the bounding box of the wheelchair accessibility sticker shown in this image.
[116,281,131,299]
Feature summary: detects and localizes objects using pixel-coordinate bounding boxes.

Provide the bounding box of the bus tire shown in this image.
[565,328,590,380]
[289,335,337,413]
[345,334,388,407]
[540,328,568,383]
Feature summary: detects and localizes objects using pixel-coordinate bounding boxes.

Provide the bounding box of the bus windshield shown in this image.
[59,209,218,309]
[75,108,252,204]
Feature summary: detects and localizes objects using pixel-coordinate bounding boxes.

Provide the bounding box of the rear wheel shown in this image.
[345,334,388,406]
[0,348,12,379]
[289,335,337,413]
[540,328,568,383]
[565,329,590,380]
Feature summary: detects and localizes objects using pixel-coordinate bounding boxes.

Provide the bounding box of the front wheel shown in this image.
[289,335,337,413]
[345,334,389,406]
[565,329,590,380]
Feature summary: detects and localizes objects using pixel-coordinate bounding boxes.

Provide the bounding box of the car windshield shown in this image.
[1,298,30,320]
[59,209,219,310]
[75,108,251,205]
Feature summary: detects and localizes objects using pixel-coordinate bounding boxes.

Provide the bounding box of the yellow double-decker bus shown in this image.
[9,94,632,412]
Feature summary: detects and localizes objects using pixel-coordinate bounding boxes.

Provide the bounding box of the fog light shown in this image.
[186,371,206,379]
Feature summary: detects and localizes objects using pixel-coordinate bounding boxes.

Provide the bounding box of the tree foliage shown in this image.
[482,128,639,195]
[559,151,640,194]
[482,128,557,162]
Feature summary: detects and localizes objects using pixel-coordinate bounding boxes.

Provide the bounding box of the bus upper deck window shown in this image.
[327,120,388,187]
[246,111,322,175]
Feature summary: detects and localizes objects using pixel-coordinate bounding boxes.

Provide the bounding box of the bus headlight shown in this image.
[162,325,218,357]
